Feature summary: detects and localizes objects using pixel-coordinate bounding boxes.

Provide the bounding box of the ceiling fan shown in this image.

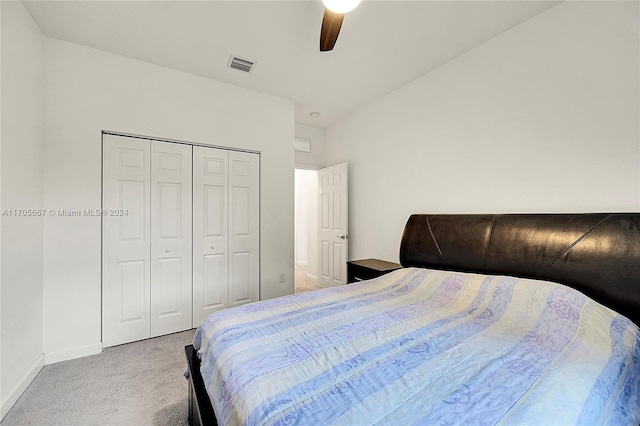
[320,0,362,52]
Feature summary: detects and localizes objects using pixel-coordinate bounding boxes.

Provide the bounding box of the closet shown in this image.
[102,134,259,347]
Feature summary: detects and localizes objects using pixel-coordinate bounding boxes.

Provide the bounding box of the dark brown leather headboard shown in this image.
[399,214,640,325]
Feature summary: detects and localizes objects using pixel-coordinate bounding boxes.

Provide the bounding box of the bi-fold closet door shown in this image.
[192,146,260,325]
[102,135,193,347]
[102,134,259,348]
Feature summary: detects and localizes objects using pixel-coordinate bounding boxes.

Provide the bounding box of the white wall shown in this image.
[42,38,295,361]
[294,122,325,169]
[0,1,45,418]
[324,1,639,264]
[294,170,309,265]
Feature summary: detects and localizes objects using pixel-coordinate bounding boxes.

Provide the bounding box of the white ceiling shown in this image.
[23,0,560,128]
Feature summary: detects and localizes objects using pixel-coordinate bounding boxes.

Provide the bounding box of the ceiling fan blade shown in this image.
[320,8,344,52]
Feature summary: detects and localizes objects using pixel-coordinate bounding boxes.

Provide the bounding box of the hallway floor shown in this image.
[294,264,321,293]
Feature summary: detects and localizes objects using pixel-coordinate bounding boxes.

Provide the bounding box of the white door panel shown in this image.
[102,134,151,347]
[119,181,147,240]
[229,151,259,307]
[203,253,225,307]
[151,141,192,337]
[318,163,348,287]
[193,147,229,324]
[229,251,251,306]
[117,260,147,321]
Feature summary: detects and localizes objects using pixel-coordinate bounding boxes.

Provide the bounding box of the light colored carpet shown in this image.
[295,264,321,293]
[1,329,195,426]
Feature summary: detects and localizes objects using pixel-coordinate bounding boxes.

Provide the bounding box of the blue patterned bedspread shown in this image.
[193,268,640,425]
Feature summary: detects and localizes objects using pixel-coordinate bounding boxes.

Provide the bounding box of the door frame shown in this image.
[294,167,320,291]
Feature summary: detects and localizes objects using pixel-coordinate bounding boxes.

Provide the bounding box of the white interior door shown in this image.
[228,151,260,307]
[150,142,192,337]
[193,146,229,325]
[102,134,151,347]
[318,163,348,287]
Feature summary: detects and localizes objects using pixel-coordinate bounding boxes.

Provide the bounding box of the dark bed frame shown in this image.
[185,213,640,425]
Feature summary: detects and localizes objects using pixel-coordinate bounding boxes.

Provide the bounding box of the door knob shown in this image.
[211,245,216,250]
[165,248,171,253]
[338,235,348,240]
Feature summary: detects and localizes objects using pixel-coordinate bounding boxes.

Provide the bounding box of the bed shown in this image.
[185,213,640,425]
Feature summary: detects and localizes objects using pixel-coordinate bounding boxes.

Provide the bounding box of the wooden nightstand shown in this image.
[347,258,402,283]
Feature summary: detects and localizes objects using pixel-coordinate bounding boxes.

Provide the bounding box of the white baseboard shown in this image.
[306,273,317,283]
[44,342,102,365]
[1,354,45,420]
[295,260,308,266]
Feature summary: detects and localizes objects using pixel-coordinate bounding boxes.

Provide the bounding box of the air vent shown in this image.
[295,137,311,153]
[228,55,255,73]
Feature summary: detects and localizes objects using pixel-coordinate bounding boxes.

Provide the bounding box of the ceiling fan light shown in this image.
[322,0,361,14]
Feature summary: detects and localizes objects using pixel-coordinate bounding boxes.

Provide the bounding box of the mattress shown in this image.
[193,267,640,425]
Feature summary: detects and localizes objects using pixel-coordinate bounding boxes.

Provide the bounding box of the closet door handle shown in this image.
[210,245,216,250]
[164,248,171,253]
